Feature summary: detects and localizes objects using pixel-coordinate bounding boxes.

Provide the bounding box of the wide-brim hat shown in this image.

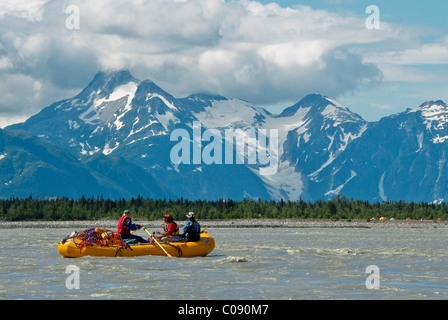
[186,212,195,218]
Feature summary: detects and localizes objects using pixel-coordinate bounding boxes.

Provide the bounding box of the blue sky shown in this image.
[259,0,448,35]
[0,0,447,125]
[254,0,448,120]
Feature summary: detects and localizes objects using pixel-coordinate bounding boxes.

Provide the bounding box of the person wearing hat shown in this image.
[117,210,149,243]
[180,212,201,242]
[155,214,180,242]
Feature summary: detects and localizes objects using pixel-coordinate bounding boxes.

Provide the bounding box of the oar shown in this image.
[130,225,143,234]
[142,226,172,257]
[200,226,209,233]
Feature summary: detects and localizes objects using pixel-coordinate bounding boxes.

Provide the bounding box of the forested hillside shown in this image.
[1,196,447,221]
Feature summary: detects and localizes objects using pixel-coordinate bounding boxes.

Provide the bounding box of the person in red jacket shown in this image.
[117,210,149,243]
[155,214,180,242]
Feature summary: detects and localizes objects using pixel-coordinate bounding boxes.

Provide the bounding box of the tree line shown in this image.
[1,195,448,221]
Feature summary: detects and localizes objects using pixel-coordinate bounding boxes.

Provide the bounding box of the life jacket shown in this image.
[117,215,131,234]
[184,221,200,241]
[164,222,180,236]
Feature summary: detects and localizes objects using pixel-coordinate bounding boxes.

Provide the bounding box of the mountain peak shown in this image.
[405,100,448,118]
[416,100,448,111]
[94,70,138,83]
[279,94,332,117]
[76,70,139,99]
[408,100,448,131]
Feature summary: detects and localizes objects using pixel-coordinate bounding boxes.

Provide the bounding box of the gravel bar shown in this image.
[0,219,447,229]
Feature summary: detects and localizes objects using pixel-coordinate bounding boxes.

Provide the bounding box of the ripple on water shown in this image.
[218,256,249,263]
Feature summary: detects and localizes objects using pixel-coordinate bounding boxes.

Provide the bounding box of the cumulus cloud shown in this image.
[369,35,448,66]
[0,0,408,124]
[0,0,48,21]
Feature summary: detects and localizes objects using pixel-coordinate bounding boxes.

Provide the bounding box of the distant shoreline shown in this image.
[1,218,446,229]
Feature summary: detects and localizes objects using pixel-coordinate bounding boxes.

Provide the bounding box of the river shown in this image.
[1,225,448,301]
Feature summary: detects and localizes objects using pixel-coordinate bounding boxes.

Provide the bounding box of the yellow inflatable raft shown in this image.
[57,231,215,258]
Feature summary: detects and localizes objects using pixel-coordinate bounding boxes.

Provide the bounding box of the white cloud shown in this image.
[380,43,448,66]
[0,0,430,125]
[371,103,393,110]
[360,34,448,84]
[378,64,442,83]
[0,56,13,70]
[0,0,48,21]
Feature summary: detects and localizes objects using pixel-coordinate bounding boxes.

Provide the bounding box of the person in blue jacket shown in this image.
[180,212,201,241]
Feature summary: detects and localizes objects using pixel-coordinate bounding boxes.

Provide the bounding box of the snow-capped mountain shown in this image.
[6,70,448,203]
[9,71,271,200]
[176,92,367,200]
[274,94,367,200]
[312,100,448,203]
[16,71,194,157]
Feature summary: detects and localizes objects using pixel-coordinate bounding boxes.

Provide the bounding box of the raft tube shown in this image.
[57,232,215,258]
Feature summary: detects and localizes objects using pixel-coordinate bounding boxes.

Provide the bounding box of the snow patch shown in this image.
[195,99,268,129]
[339,125,367,151]
[127,119,159,139]
[419,103,448,133]
[309,152,336,181]
[432,135,448,144]
[254,160,303,201]
[379,172,387,201]
[155,111,179,131]
[80,81,138,125]
[416,132,423,152]
[68,120,80,130]
[436,151,446,185]
[325,170,357,197]
[103,142,120,155]
[322,100,363,125]
[146,93,178,111]
[80,142,101,155]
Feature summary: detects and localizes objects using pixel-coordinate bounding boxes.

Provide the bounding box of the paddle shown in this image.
[130,225,143,234]
[200,226,209,233]
[142,226,172,257]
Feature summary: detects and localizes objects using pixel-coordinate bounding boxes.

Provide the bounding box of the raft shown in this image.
[57,231,215,258]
